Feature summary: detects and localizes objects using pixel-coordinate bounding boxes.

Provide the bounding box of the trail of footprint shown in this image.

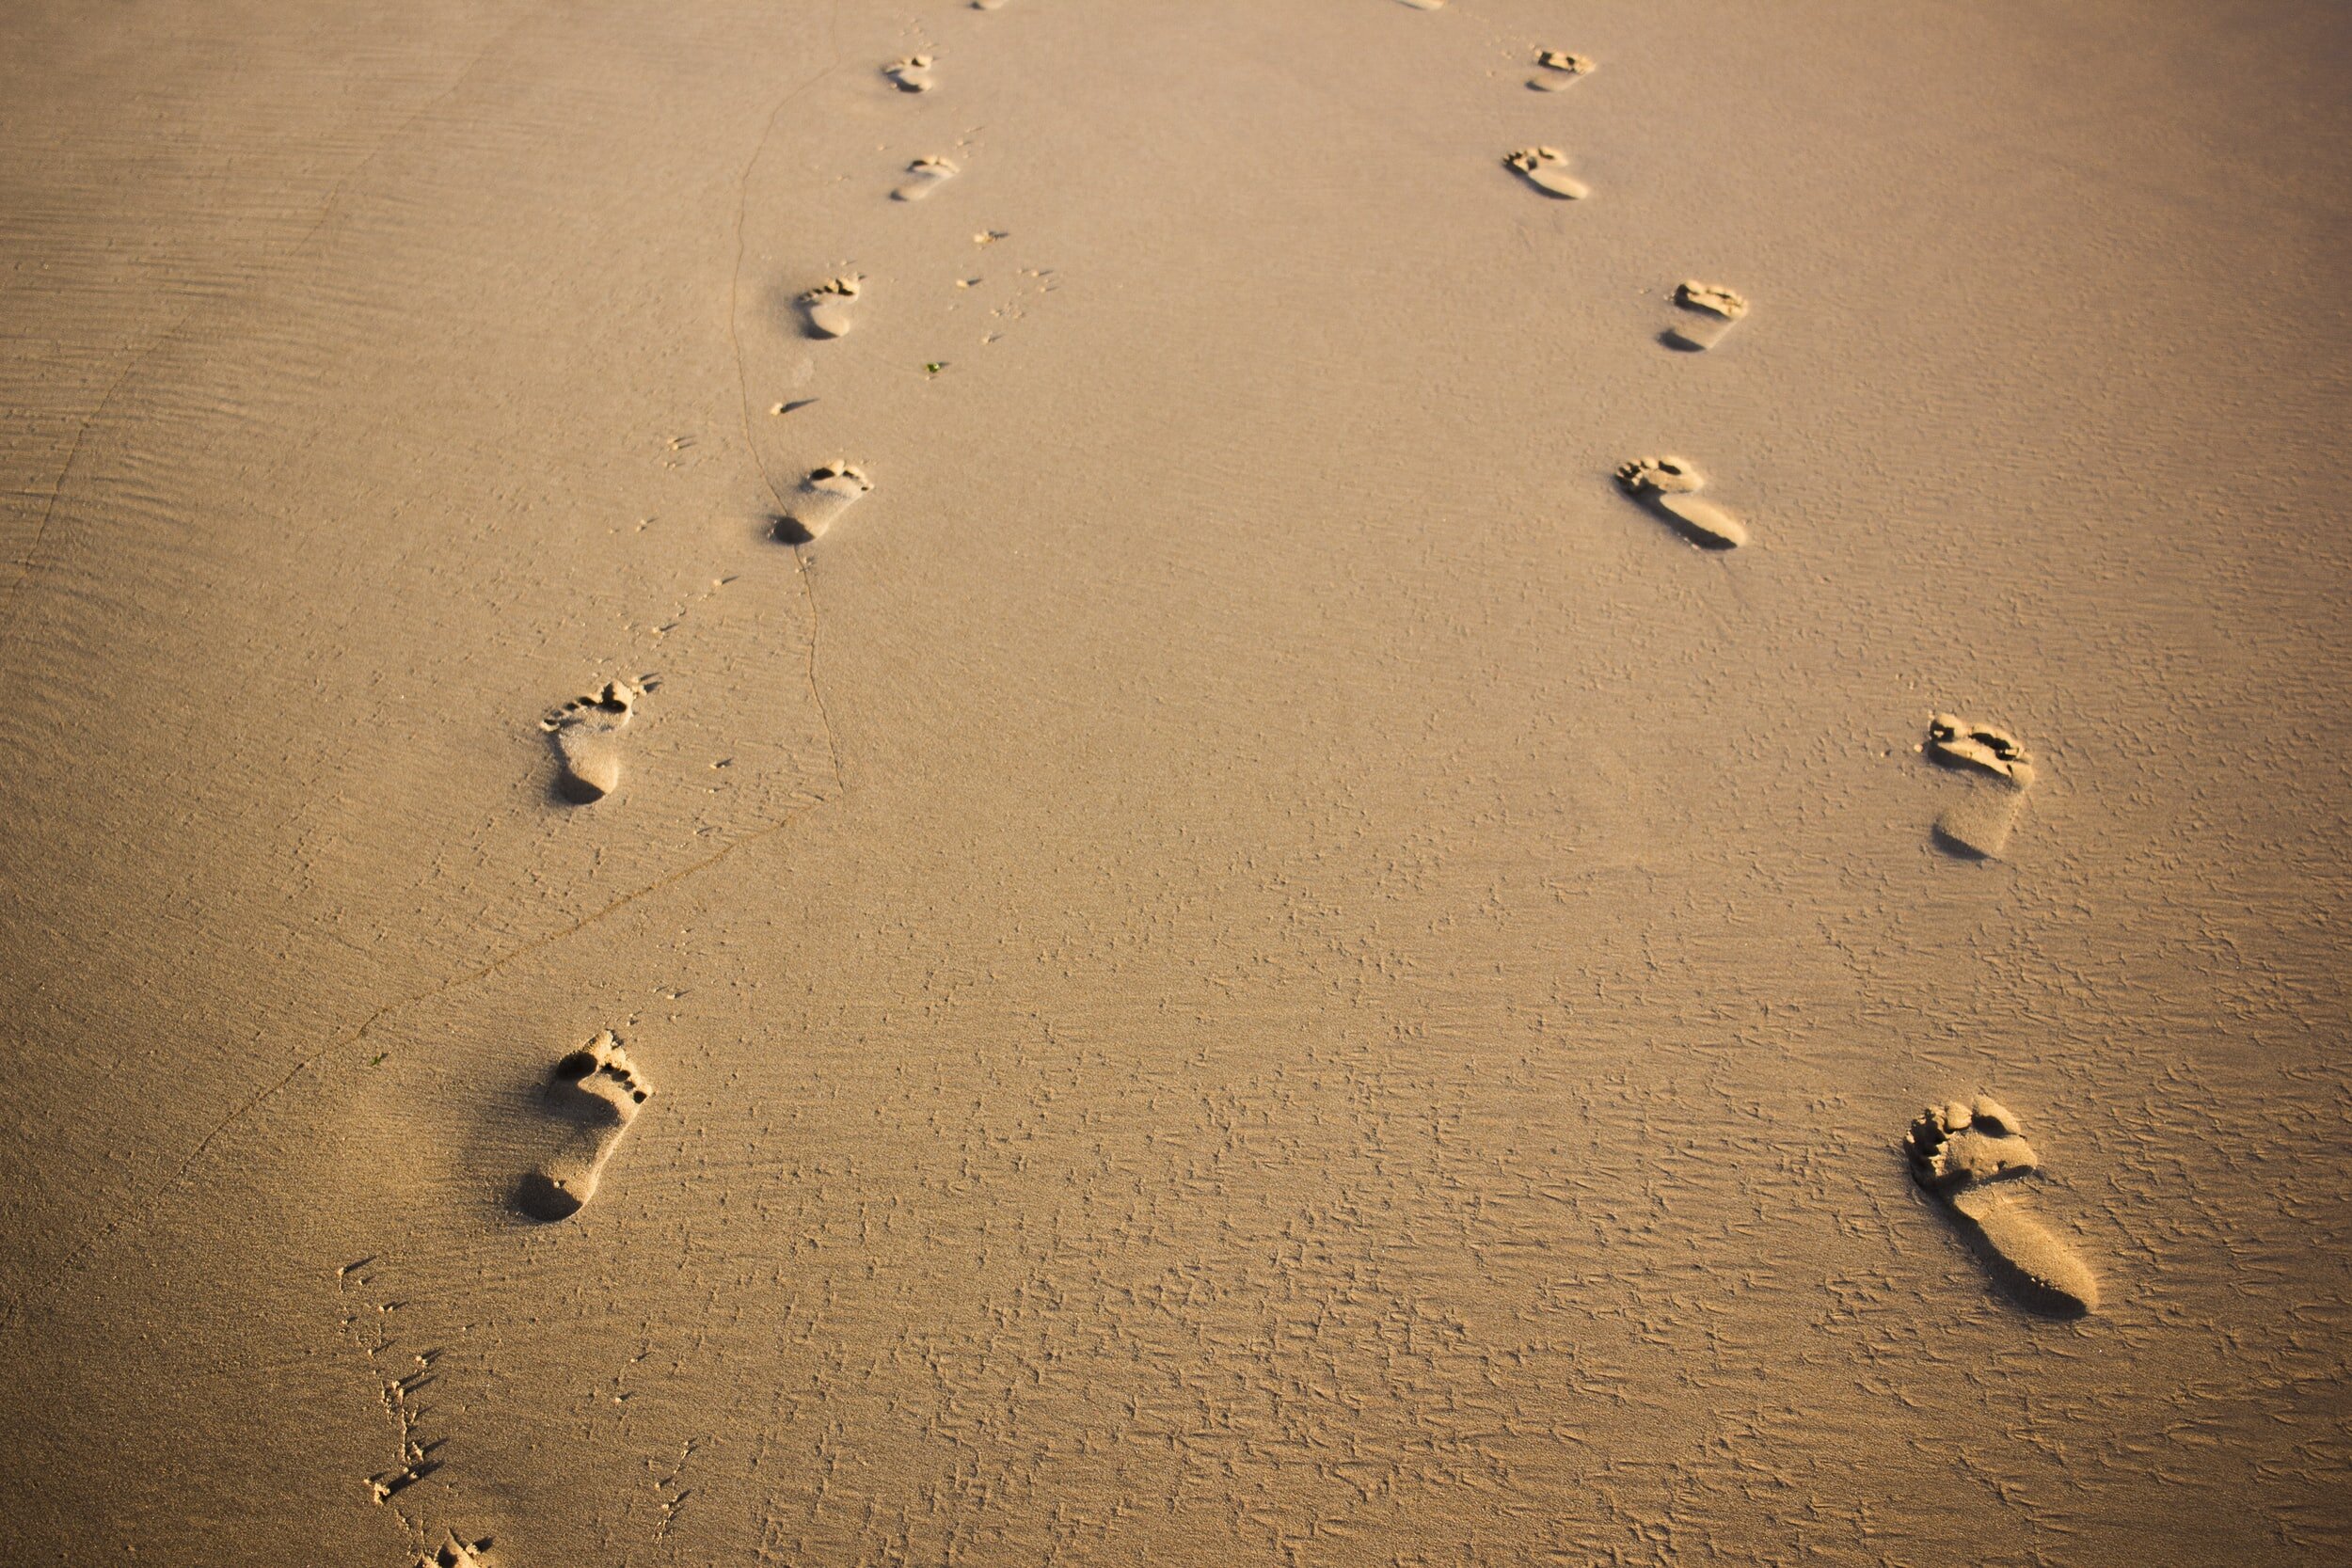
[1505,146,1588,199]
[892,156,960,202]
[1906,1096,2100,1316]
[798,275,863,340]
[774,462,872,544]
[514,1031,651,1221]
[1613,455,1748,549]
[542,679,646,803]
[1923,712,2036,859]
[1529,52,1594,91]
[884,55,936,93]
[1664,281,1750,352]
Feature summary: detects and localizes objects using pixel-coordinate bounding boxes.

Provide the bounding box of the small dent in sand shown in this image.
[893,156,960,201]
[884,55,936,93]
[516,1031,651,1221]
[1506,147,1588,199]
[1665,280,1751,351]
[799,275,863,340]
[1613,454,1747,548]
[776,462,872,544]
[1530,52,1595,91]
[542,679,646,803]
[1906,1096,2100,1316]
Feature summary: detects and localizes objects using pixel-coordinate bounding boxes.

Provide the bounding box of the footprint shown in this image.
[892,156,960,202]
[798,275,863,340]
[973,0,1009,8]
[1398,0,1447,9]
[1505,147,1588,199]
[1613,455,1748,549]
[1905,1096,2100,1316]
[515,1032,652,1222]
[1924,712,2037,859]
[1664,280,1750,352]
[541,680,644,803]
[1529,51,1595,91]
[774,462,872,544]
[883,55,936,93]
[420,1533,495,1568]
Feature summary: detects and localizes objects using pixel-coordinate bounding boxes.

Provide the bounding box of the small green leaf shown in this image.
[368,1053,387,1067]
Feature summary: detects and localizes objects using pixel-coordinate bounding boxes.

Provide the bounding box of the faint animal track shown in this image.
[1906,1096,2100,1316]
[542,679,647,803]
[1530,51,1594,91]
[336,1260,449,1544]
[1505,146,1588,199]
[1613,455,1748,549]
[1664,281,1750,352]
[893,156,960,202]
[884,56,936,93]
[515,1031,651,1221]
[1923,711,2036,858]
[773,462,872,545]
[798,275,863,340]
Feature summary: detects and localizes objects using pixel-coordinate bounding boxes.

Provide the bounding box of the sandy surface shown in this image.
[2,0,2348,1562]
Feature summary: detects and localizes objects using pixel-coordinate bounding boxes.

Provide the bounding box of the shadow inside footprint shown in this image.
[1613,455,1747,549]
[1906,1096,2099,1317]
[542,679,646,803]
[514,1031,652,1221]
[1924,713,2036,859]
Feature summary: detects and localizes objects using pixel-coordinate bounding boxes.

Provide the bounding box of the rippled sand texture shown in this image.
[1,1,2348,1564]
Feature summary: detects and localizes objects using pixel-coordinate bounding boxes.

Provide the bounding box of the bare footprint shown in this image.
[798,275,863,340]
[1924,712,2037,859]
[1529,51,1595,91]
[1906,1096,2100,1316]
[973,0,1009,8]
[515,1032,651,1221]
[419,1532,495,1568]
[775,462,872,544]
[883,55,936,93]
[1664,281,1750,352]
[892,156,960,202]
[542,679,644,803]
[1505,146,1588,199]
[1398,0,1448,9]
[1613,455,1748,549]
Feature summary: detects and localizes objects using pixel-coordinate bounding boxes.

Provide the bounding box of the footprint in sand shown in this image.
[421,1532,495,1568]
[542,679,645,803]
[1505,147,1588,199]
[892,156,960,202]
[1529,51,1595,91]
[1664,281,1750,352]
[1923,712,2037,859]
[775,462,872,544]
[883,55,936,93]
[798,275,863,340]
[1613,455,1748,549]
[973,0,1009,9]
[515,1032,651,1221]
[1906,1096,2100,1317]
[1398,0,1448,10]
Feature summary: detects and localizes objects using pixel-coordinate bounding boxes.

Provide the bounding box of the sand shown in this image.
[1,0,2348,1562]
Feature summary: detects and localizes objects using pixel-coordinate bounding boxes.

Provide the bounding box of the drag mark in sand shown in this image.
[1907,1096,2101,1316]
[514,1031,651,1220]
[1613,454,1748,548]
